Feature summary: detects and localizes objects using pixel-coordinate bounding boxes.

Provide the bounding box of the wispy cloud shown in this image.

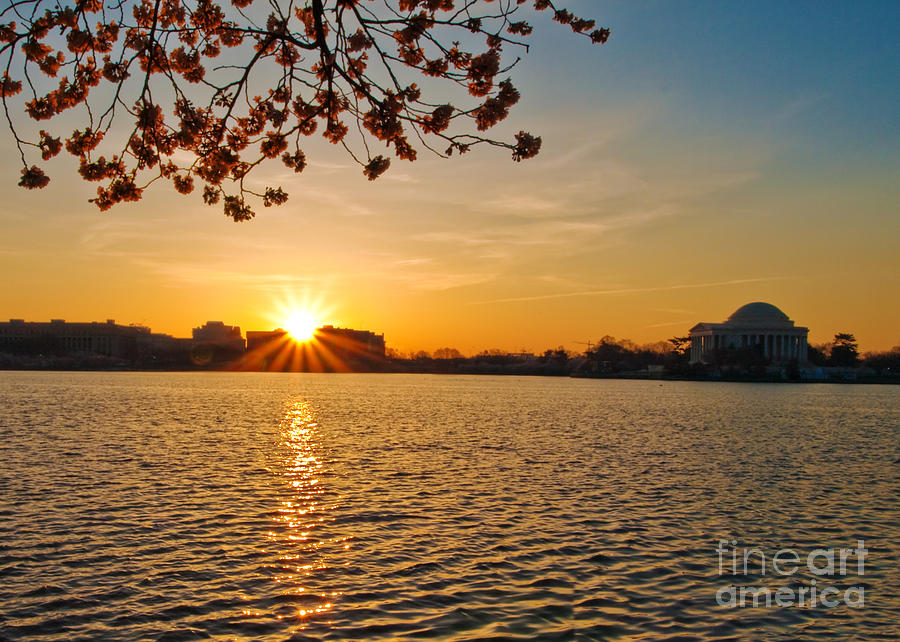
[769,93,827,127]
[479,193,560,215]
[386,270,497,291]
[393,257,432,266]
[307,159,353,171]
[649,307,695,315]
[79,220,157,252]
[370,255,497,291]
[285,184,376,217]
[644,319,698,329]
[536,101,657,170]
[131,258,325,292]
[383,172,420,184]
[469,276,795,305]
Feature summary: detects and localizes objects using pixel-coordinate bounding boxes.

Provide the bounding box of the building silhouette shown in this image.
[0,319,149,359]
[192,321,245,352]
[0,317,387,370]
[246,329,288,351]
[316,325,386,359]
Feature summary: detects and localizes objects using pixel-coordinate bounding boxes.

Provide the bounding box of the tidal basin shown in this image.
[1,372,898,640]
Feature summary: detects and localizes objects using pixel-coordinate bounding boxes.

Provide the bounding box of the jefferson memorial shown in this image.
[688,302,809,364]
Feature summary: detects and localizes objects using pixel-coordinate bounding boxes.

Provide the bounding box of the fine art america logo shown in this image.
[715,540,867,608]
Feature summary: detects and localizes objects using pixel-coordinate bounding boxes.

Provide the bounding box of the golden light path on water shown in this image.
[258,400,346,632]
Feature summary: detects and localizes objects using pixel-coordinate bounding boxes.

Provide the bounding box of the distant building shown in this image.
[508,352,537,360]
[246,329,288,351]
[142,332,192,364]
[317,325,386,360]
[688,302,808,364]
[0,318,149,359]
[1,317,387,369]
[192,321,244,352]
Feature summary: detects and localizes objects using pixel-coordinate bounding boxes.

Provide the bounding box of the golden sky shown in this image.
[1,2,898,354]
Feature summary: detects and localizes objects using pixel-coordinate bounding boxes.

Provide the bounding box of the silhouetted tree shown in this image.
[581,336,667,373]
[588,335,625,364]
[1,0,608,219]
[538,346,567,361]
[668,336,690,357]
[862,346,900,375]
[807,343,829,366]
[477,348,509,357]
[384,346,405,359]
[433,347,463,359]
[829,333,859,367]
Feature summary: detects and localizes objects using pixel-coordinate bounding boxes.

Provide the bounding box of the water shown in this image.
[0,372,898,640]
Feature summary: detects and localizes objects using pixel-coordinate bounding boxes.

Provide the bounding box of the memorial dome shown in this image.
[726,302,792,325]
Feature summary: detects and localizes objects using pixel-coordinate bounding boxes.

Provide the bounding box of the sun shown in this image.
[284,312,319,342]
[266,290,334,344]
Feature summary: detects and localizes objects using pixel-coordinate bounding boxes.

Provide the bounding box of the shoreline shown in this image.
[1,366,897,385]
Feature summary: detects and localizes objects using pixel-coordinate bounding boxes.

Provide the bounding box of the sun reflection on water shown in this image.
[264,400,343,629]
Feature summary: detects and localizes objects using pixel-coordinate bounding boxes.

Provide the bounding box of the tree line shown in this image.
[386,333,900,378]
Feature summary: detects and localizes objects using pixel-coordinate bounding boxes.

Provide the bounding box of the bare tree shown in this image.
[433,346,463,359]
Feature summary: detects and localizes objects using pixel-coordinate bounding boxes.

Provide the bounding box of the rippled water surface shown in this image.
[1,372,898,640]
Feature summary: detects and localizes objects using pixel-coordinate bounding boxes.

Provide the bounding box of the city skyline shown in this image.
[1,1,898,353]
[0,300,892,356]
